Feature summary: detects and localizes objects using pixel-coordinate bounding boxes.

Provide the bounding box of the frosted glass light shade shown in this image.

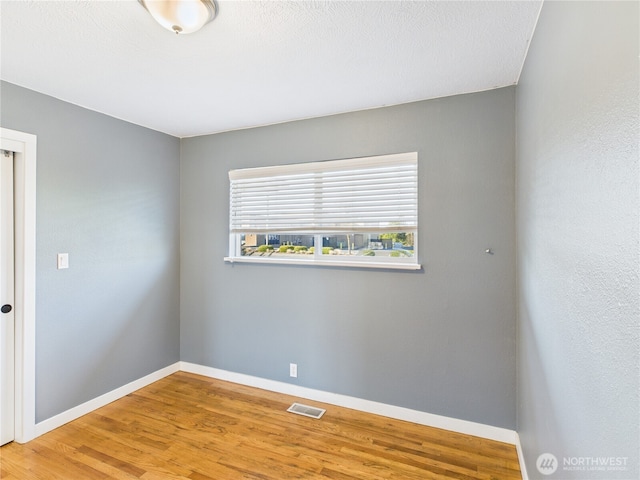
[139,0,216,34]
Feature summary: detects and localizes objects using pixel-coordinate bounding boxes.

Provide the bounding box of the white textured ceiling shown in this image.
[0,0,542,138]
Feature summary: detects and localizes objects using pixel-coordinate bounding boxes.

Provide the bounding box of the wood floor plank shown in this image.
[0,372,521,479]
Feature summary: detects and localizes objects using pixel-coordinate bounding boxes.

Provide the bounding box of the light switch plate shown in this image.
[57,253,69,269]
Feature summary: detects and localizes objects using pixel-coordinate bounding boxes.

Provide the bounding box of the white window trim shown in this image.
[225,152,421,270]
[223,255,422,271]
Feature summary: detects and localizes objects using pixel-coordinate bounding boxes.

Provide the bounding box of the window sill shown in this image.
[224,256,422,271]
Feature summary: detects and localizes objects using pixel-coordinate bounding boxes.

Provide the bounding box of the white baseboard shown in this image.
[32,360,522,464]
[34,362,180,438]
[179,361,518,445]
[515,433,529,479]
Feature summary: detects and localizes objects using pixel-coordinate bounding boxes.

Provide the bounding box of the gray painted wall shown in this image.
[1,81,181,422]
[181,87,517,429]
[516,2,639,479]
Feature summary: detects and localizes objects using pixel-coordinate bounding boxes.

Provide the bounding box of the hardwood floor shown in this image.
[0,372,522,479]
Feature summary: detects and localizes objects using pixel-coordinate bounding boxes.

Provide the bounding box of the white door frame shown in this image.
[0,128,36,443]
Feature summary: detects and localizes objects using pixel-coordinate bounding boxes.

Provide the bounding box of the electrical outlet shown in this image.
[289,363,298,378]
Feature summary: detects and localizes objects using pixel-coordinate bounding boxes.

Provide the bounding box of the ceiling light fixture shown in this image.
[138,0,217,35]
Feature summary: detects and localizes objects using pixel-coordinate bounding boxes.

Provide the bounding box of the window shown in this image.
[225,152,420,270]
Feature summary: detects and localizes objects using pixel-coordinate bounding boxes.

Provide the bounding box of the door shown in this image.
[0,150,14,445]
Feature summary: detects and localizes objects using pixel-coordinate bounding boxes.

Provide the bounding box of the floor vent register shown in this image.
[287,403,326,419]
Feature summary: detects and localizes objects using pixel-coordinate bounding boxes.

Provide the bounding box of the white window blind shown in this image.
[228,152,417,234]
